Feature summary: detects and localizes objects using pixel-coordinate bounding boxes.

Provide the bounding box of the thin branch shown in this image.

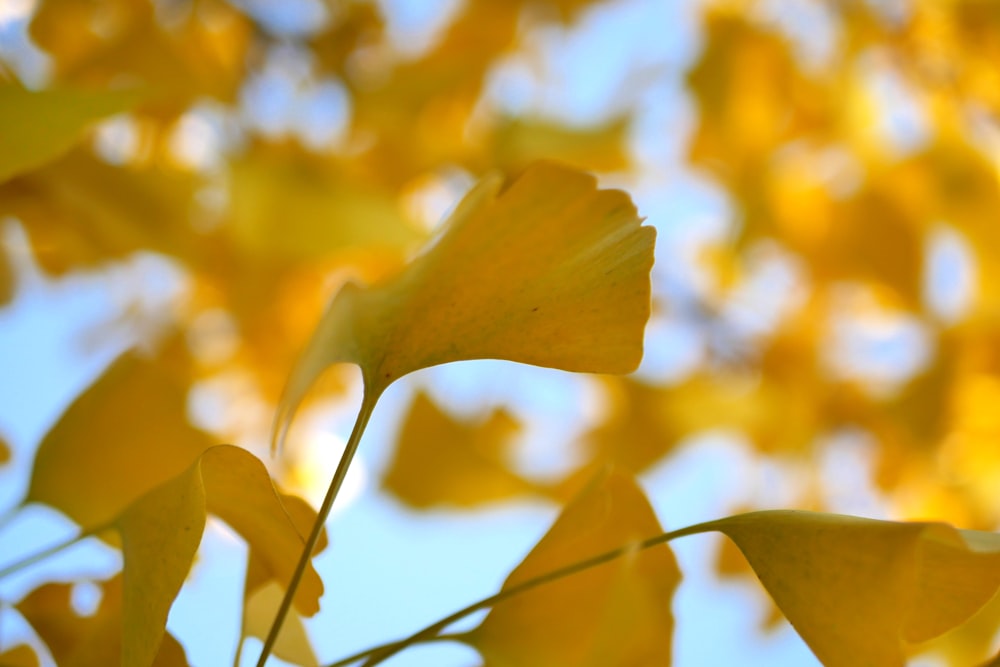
[325,521,717,666]
[256,391,379,667]
[0,521,114,581]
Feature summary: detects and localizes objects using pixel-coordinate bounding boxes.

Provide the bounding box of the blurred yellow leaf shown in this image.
[16,576,188,667]
[0,644,40,667]
[241,582,318,667]
[469,469,679,666]
[25,352,211,528]
[382,391,531,508]
[1,148,202,277]
[703,510,1000,667]
[277,161,655,444]
[0,433,10,467]
[24,350,214,529]
[30,0,250,105]
[489,116,631,173]
[0,85,140,184]
[0,247,14,306]
[227,146,421,261]
[239,493,326,667]
[115,445,324,667]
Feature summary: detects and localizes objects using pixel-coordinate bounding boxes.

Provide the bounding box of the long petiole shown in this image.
[326,521,716,666]
[0,521,114,581]
[256,390,379,667]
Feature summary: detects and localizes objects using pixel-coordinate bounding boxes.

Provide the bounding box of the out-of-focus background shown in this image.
[1,0,1000,665]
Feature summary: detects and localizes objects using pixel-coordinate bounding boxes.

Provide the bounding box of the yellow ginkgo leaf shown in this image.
[115,445,324,667]
[381,391,533,508]
[468,469,679,667]
[0,85,140,183]
[702,510,1000,667]
[16,575,188,667]
[24,350,214,530]
[0,432,10,466]
[277,161,655,445]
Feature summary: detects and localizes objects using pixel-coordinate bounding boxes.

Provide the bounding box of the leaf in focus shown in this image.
[115,444,324,667]
[277,161,655,446]
[0,85,140,183]
[24,350,214,529]
[705,510,1000,667]
[381,391,533,508]
[16,575,188,667]
[468,470,679,666]
[0,644,40,667]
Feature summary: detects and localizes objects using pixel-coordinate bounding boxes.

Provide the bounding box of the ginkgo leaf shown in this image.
[467,469,679,666]
[24,349,214,529]
[115,445,324,667]
[381,391,533,508]
[16,575,188,667]
[277,161,655,446]
[0,433,10,466]
[700,511,1000,667]
[0,85,140,183]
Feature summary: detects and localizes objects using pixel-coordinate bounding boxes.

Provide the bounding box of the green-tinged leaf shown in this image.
[16,576,188,667]
[276,161,655,448]
[702,511,1000,667]
[468,470,679,666]
[0,85,140,183]
[381,391,533,508]
[115,445,324,667]
[490,116,631,173]
[25,350,214,529]
[227,147,421,260]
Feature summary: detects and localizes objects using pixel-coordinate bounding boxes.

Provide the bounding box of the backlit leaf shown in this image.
[381,391,532,508]
[115,445,324,667]
[16,575,188,667]
[276,161,655,446]
[702,510,1000,667]
[0,85,140,183]
[468,469,679,666]
[24,350,214,529]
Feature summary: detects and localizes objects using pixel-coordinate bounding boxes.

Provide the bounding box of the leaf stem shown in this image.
[327,521,716,666]
[0,521,113,581]
[256,390,379,667]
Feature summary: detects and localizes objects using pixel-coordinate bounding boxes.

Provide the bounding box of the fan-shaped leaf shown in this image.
[276,161,655,447]
[468,469,679,666]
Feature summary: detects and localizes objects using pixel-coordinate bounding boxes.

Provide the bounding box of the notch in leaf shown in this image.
[273,160,656,452]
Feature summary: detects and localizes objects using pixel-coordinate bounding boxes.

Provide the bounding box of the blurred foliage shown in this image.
[3,0,1000,665]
